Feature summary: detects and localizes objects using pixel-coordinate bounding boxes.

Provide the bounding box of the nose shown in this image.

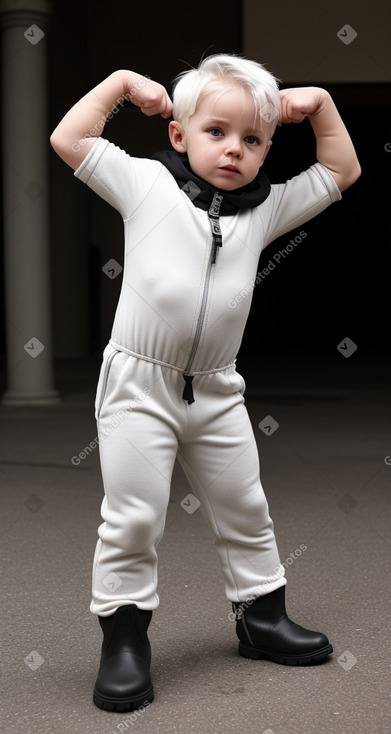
[224,137,242,158]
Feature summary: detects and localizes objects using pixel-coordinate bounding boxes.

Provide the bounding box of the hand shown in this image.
[278,87,330,125]
[125,75,173,119]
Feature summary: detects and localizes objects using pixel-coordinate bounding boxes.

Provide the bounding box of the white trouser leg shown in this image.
[90,348,180,616]
[177,369,286,602]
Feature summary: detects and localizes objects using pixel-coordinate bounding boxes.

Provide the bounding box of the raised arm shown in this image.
[279,87,361,192]
[50,70,173,170]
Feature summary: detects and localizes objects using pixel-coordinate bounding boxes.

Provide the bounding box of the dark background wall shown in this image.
[47,0,243,358]
[1,0,390,376]
[242,0,391,366]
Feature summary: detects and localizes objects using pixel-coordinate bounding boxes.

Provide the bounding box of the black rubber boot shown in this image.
[233,586,333,665]
[93,604,154,711]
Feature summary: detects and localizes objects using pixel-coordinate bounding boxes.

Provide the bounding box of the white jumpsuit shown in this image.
[74,138,341,616]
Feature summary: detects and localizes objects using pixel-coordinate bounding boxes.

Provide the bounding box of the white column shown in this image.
[0,0,60,405]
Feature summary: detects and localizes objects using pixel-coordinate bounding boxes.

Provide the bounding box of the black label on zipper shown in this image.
[209,192,223,217]
[210,220,221,237]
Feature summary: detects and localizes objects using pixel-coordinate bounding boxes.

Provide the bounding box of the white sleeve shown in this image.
[73,137,165,220]
[259,163,342,250]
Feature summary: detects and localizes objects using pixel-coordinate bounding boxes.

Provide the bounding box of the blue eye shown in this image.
[245,135,259,145]
[208,128,222,137]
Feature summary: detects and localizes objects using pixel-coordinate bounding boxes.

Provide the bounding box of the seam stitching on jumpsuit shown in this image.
[96,348,119,420]
[177,450,241,599]
[122,162,168,222]
[178,435,262,599]
[108,340,235,375]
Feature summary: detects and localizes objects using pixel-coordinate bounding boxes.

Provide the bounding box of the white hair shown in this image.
[172,53,281,138]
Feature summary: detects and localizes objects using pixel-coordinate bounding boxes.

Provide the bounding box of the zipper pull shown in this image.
[208,192,223,264]
[209,192,223,217]
[210,219,222,263]
[182,373,195,404]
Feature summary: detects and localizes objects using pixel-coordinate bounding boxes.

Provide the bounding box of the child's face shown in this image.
[169,82,272,191]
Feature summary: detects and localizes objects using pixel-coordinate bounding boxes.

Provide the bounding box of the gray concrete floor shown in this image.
[1,348,390,734]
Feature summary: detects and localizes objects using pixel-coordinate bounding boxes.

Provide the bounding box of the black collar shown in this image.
[152,149,270,215]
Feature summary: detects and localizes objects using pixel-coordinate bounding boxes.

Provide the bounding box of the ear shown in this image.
[169,121,187,153]
[259,140,272,167]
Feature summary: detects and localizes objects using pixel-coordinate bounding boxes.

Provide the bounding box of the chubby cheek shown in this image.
[188,147,215,176]
[241,154,261,178]
[187,153,206,178]
[248,152,266,176]
[252,157,265,175]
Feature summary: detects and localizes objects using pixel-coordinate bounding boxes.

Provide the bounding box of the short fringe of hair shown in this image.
[172,53,281,137]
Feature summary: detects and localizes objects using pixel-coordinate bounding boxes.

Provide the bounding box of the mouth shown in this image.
[219,165,240,174]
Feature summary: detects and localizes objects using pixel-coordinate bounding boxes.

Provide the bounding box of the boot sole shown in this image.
[239,641,333,666]
[93,684,154,712]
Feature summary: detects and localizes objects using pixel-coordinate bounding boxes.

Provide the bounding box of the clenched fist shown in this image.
[278,87,330,125]
[125,75,173,119]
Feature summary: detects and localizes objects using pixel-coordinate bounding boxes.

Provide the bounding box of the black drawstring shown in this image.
[182,373,195,404]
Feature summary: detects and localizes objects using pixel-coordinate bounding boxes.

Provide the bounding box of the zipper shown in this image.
[182,192,223,404]
[182,242,215,401]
